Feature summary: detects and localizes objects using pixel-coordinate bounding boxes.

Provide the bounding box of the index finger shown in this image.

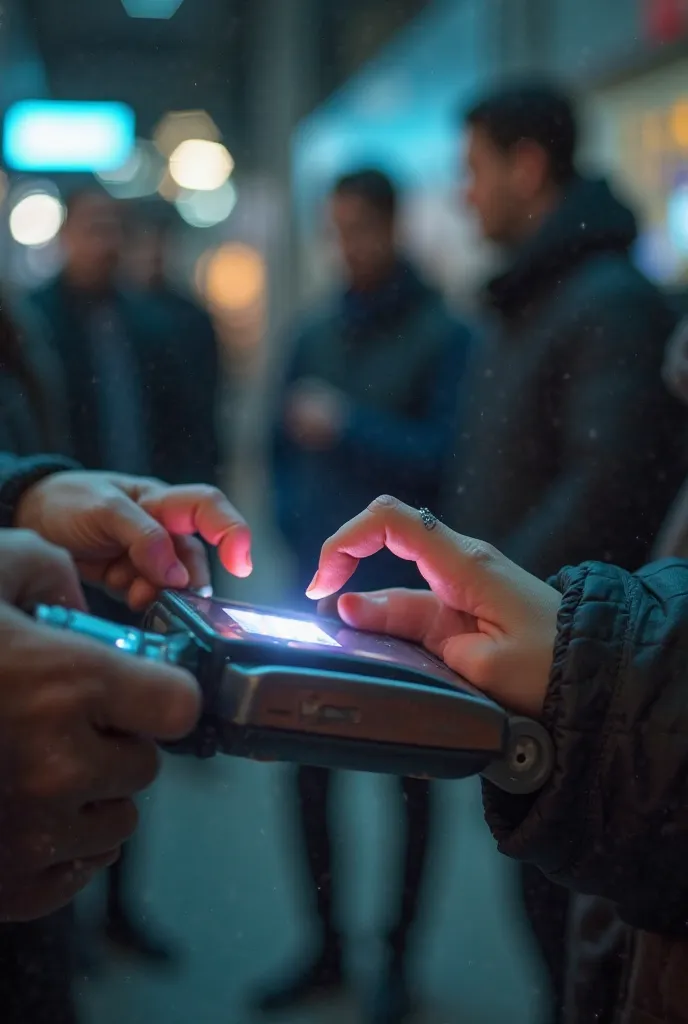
[140,486,252,578]
[306,495,494,609]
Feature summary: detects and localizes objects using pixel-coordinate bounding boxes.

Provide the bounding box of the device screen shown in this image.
[182,595,466,689]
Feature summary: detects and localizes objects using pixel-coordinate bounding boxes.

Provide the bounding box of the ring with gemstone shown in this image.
[419,507,438,531]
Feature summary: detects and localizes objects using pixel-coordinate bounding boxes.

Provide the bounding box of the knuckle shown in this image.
[108,799,139,843]
[467,539,498,567]
[470,648,499,689]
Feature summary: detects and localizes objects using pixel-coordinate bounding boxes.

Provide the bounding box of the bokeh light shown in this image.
[96,139,165,199]
[199,243,266,312]
[9,191,65,247]
[169,140,234,192]
[175,181,237,228]
[153,110,220,157]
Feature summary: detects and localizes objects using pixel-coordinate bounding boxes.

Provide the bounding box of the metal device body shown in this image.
[35,595,554,795]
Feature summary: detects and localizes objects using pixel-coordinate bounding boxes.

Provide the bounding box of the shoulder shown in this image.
[565,253,669,318]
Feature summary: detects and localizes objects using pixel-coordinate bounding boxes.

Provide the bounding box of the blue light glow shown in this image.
[3,101,136,172]
[121,0,184,17]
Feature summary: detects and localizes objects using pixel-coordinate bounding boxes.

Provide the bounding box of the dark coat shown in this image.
[273,261,471,596]
[28,276,219,487]
[482,559,688,1023]
[445,177,687,579]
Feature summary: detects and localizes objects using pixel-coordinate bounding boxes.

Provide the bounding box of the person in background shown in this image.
[0,301,77,1022]
[266,169,471,1024]
[445,82,687,1023]
[27,188,203,964]
[122,215,221,489]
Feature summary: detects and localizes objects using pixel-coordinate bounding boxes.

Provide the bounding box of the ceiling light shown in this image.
[10,191,65,246]
[121,0,184,18]
[169,139,234,192]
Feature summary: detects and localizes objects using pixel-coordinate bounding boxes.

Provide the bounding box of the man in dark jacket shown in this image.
[446,83,687,1023]
[28,189,218,963]
[266,170,470,1024]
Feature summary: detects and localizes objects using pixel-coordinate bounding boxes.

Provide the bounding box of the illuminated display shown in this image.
[4,101,135,172]
[224,609,342,648]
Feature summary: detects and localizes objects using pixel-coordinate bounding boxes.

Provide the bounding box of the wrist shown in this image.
[0,457,80,530]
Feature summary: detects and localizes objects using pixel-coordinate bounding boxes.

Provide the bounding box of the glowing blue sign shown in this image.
[3,101,136,172]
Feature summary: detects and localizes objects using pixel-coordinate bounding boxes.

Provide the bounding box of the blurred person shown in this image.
[310,493,688,1024]
[123,216,221,489]
[446,82,688,1023]
[26,188,212,964]
[0,301,75,1021]
[267,170,471,1024]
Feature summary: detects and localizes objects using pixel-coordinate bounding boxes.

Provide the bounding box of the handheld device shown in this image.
[35,592,554,795]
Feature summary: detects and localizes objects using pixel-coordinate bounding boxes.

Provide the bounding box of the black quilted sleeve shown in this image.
[482,559,688,937]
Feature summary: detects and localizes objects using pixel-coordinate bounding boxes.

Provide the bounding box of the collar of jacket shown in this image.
[484,175,638,321]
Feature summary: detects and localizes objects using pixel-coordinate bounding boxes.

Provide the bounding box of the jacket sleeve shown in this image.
[0,453,80,528]
[483,559,688,937]
[499,291,684,578]
[341,323,470,483]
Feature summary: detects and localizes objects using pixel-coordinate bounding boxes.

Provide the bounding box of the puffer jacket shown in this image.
[482,560,688,1024]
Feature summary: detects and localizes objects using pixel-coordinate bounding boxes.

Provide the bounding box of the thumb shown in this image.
[102,496,189,589]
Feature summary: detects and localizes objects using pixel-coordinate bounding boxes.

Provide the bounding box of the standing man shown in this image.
[447,82,687,1023]
[266,170,471,1024]
[28,189,210,963]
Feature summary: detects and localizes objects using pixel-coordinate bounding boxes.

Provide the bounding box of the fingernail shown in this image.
[305,572,320,597]
[166,563,189,588]
[363,595,388,606]
[244,551,253,575]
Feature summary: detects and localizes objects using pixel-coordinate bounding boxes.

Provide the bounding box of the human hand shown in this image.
[306,496,561,718]
[15,472,252,610]
[663,317,688,405]
[0,530,200,921]
[284,378,349,451]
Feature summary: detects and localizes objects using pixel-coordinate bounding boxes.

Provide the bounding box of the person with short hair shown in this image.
[445,81,688,1023]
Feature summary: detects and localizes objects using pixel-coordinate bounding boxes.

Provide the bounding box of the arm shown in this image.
[341,325,470,482]
[483,559,688,936]
[501,292,681,576]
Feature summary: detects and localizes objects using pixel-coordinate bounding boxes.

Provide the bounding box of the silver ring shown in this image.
[419,507,438,532]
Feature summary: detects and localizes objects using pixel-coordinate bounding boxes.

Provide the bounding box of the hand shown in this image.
[306,495,562,718]
[15,472,252,610]
[0,530,200,921]
[284,378,349,451]
[663,317,688,405]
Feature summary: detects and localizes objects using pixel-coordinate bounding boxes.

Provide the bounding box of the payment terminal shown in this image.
[35,591,554,795]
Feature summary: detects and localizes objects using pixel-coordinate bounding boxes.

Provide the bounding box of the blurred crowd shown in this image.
[3,78,688,1024]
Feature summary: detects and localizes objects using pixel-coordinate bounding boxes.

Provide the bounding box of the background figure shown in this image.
[28,188,218,964]
[0,299,77,1022]
[267,170,471,1024]
[122,215,221,489]
[445,83,688,1023]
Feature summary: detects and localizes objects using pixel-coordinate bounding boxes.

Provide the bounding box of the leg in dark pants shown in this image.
[520,863,571,1024]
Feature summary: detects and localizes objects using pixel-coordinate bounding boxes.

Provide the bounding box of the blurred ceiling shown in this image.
[23,0,245,140]
[20,0,428,165]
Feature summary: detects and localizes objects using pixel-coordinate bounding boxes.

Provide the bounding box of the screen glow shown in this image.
[224,609,341,647]
[4,101,135,172]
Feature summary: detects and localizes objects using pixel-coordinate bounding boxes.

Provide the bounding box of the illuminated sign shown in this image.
[3,101,135,172]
